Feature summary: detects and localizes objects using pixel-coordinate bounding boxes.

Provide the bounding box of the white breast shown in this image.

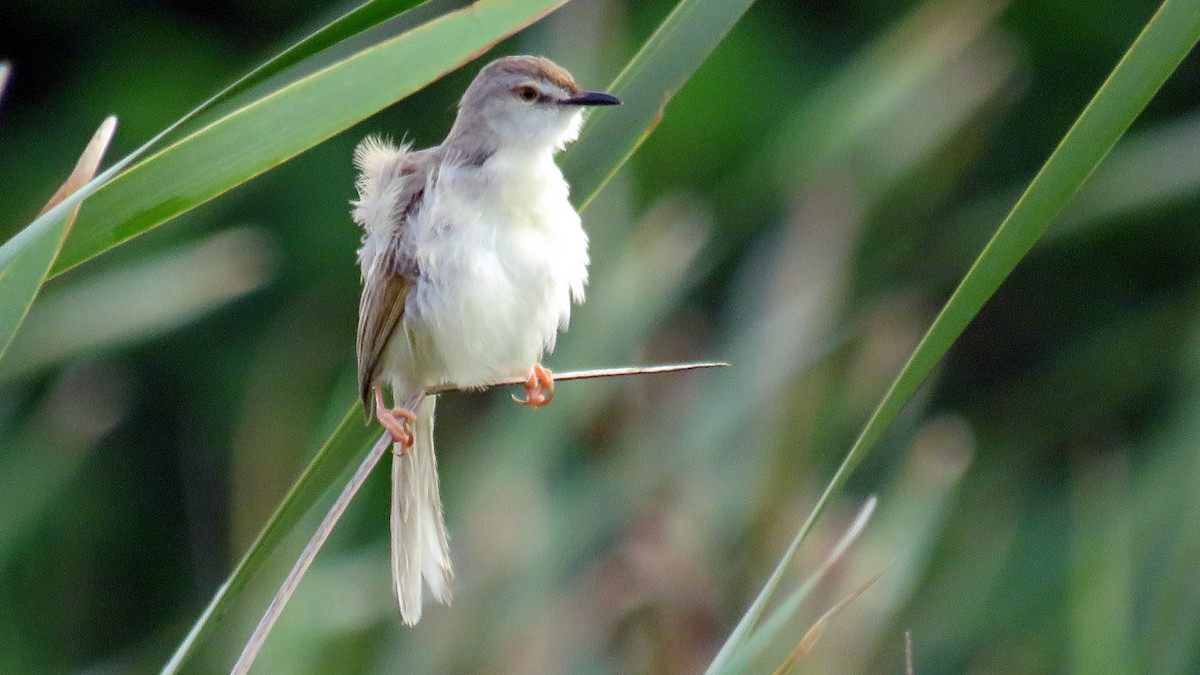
[402,150,589,387]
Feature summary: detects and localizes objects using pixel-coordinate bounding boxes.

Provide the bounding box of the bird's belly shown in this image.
[416,275,557,385]
[405,218,586,388]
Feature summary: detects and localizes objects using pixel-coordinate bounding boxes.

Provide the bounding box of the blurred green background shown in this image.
[3,0,1200,672]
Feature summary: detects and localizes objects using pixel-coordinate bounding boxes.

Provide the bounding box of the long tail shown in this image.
[391,395,453,625]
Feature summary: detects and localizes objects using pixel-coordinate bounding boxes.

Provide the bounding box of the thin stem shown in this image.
[231,393,421,675]
[423,361,729,396]
[234,363,726,672]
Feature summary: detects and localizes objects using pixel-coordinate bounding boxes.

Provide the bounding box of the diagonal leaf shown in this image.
[50,0,571,278]
[0,117,117,362]
[162,408,378,674]
[807,0,1200,563]
[709,0,1200,668]
[37,119,119,216]
[170,0,758,668]
[0,1,439,370]
[563,0,756,209]
[773,567,889,674]
[709,498,878,674]
[194,0,430,111]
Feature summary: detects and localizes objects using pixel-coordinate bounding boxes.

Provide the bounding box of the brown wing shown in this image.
[357,250,416,413]
[355,160,430,416]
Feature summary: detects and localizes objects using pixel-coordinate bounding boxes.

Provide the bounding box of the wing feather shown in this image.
[353,139,433,414]
[356,257,413,410]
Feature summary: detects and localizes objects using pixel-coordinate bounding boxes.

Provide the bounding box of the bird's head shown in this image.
[449,55,620,154]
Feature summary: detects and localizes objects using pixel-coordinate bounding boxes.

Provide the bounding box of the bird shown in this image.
[350,55,620,624]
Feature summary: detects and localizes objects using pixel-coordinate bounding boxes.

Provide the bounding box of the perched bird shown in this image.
[351,55,619,624]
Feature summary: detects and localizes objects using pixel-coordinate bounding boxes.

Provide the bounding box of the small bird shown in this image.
[351,56,619,624]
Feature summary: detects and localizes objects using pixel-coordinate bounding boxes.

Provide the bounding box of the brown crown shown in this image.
[488,55,579,94]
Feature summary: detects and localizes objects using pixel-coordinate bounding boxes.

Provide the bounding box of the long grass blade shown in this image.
[161,408,378,673]
[708,0,1200,669]
[773,567,889,674]
[51,0,571,277]
[801,0,1200,563]
[0,117,116,361]
[563,0,757,209]
[709,497,878,674]
[230,429,397,674]
[0,1,439,370]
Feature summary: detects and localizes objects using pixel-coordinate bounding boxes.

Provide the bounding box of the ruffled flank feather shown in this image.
[351,135,411,237]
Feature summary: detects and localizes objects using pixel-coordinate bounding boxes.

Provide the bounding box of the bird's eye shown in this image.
[515,85,540,102]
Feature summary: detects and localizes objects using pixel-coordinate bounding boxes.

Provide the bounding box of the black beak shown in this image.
[559,91,621,106]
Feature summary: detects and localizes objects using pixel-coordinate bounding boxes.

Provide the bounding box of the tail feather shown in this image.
[391,395,453,625]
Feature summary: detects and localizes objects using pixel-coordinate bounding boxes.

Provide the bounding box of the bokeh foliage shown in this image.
[3,0,1200,673]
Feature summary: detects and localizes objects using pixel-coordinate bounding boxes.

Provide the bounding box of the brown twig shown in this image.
[233,362,727,672]
[231,429,393,674]
[771,566,889,674]
[233,389,423,675]
[423,361,729,396]
[40,116,118,217]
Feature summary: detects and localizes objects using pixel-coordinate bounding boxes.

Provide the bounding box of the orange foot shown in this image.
[374,386,416,452]
[512,363,554,408]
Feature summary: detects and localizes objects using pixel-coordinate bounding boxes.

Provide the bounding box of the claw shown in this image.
[374,387,417,452]
[512,363,555,408]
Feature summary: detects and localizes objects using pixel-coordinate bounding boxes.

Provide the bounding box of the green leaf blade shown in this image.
[52,0,571,277]
[709,0,1200,669]
[0,116,117,362]
[163,409,378,674]
[564,0,756,208]
[854,0,1200,478]
[0,213,72,360]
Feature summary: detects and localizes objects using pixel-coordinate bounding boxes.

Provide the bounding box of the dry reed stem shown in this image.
[233,361,728,673]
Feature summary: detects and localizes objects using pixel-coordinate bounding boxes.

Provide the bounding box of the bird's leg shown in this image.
[512,363,555,408]
[374,386,416,451]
